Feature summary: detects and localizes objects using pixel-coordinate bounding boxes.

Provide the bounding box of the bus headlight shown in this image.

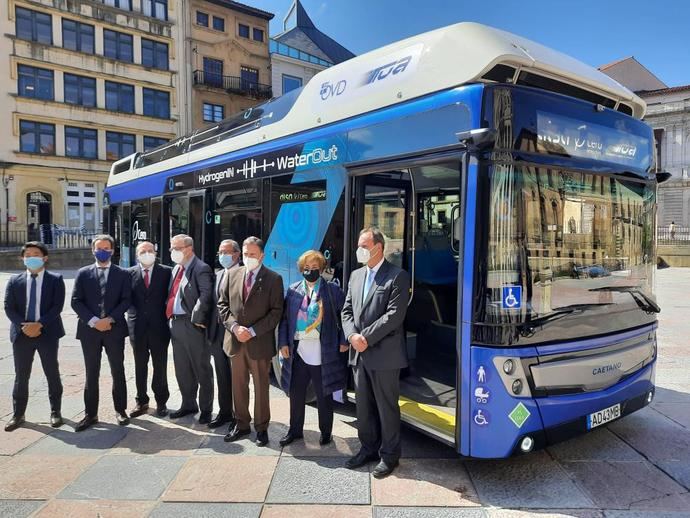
[503,359,515,375]
[512,379,523,395]
[647,390,654,404]
[520,436,534,452]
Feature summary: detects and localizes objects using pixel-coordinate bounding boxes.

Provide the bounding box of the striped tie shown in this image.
[98,267,107,318]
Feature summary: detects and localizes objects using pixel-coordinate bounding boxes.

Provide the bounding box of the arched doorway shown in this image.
[27,191,52,243]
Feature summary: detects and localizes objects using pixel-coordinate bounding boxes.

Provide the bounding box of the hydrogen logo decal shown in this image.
[508,403,531,429]
[502,286,522,309]
[474,409,489,426]
[320,80,347,101]
[363,55,413,86]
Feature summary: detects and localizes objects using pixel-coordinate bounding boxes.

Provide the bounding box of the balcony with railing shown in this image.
[269,39,333,68]
[193,70,272,100]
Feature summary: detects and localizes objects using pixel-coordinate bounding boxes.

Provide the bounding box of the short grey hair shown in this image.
[136,241,155,254]
[360,226,385,248]
[172,234,194,247]
[220,239,240,253]
[92,234,115,250]
[243,236,264,252]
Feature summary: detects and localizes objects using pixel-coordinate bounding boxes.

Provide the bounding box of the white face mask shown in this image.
[357,246,380,264]
[138,252,156,267]
[170,249,185,264]
[244,256,260,271]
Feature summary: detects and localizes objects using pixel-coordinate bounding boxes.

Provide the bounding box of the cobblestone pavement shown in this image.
[0,267,688,517]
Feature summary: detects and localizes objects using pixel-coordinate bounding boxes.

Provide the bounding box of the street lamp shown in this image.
[1,171,14,247]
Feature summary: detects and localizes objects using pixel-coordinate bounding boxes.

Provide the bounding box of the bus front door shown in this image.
[350,159,462,447]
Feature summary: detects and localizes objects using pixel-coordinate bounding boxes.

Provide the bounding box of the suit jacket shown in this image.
[341,259,410,370]
[208,265,240,346]
[4,270,65,344]
[170,255,214,327]
[218,264,284,360]
[127,262,172,346]
[71,263,132,341]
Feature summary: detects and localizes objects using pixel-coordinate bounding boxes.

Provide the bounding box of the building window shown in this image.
[143,135,167,151]
[65,126,98,159]
[142,0,167,21]
[103,29,133,62]
[282,74,302,94]
[238,23,249,38]
[253,28,264,42]
[105,81,135,113]
[19,120,55,154]
[240,65,259,89]
[143,88,170,119]
[15,7,52,45]
[212,16,225,31]
[141,38,168,70]
[64,73,96,107]
[196,11,209,26]
[62,19,94,54]
[103,0,132,11]
[18,65,54,100]
[203,102,224,122]
[203,57,223,87]
[106,131,135,160]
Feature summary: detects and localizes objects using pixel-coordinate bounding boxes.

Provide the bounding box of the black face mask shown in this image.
[302,269,320,283]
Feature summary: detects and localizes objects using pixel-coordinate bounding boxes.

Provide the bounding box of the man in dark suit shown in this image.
[71,234,132,432]
[166,234,214,424]
[206,239,241,429]
[342,226,410,478]
[219,236,283,446]
[4,241,65,431]
[127,241,172,418]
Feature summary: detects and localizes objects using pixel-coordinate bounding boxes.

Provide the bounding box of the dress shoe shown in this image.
[198,412,212,425]
[50,412,63,428]
[169,408,196,419]
[255,430,269,447]
[4,415,25,432]
[116,412,130,426]
[156,405,169,417]
[130,403,149,418]
[372,459,399,479]
[224,425,251,442]
[345,451,379,470]
[208,414,234,428]
[75,415,98,432]
[319,433,332,446]
[279,431,303,446]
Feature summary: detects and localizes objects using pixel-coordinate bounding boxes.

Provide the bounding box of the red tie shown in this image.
[243,271,254,302]
[144,269,150,289]
[166,266,185,319]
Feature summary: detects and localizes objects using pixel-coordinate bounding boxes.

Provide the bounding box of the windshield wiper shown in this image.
[589,286,660,314]
[518,303,614,337]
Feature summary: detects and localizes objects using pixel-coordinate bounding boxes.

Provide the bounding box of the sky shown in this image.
[247,0,690,87]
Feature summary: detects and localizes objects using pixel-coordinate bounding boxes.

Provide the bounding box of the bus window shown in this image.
[163,196,189,264]
[213,180,262,264]
[150,198,162,253]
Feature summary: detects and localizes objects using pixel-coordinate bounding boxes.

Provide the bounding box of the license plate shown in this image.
[587,403,621,430]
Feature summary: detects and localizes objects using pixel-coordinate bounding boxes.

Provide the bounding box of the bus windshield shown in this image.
[473,164,657,346]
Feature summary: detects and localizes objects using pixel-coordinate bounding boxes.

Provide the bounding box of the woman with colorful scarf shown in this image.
[278,250,348,447]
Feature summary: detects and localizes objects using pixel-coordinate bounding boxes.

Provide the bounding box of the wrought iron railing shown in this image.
[193,70,272,100]
[1,225,98,250]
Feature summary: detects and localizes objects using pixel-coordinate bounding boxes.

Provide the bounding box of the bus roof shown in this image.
[108,22,645,187]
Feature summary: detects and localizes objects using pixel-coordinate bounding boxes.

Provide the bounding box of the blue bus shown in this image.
[104,23,661,458]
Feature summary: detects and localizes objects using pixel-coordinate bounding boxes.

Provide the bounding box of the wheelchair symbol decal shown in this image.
[474,409,489,426]
[502,286,522,309]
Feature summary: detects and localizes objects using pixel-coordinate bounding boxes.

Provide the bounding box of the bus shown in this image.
[103,22,660,458]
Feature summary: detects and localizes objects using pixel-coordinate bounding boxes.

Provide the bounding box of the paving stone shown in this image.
[0,455,97,499]
[559,461,685,510]
[34,499,156,517]
[58,455,186,500]
[657,460,690,489]
[281,428,359,457]
[465,451,594,508]
[163,456,278,502]
[0,423,48,455]
[486,511,602,518]
[20,421,130,456]
[374,507,486,518]
[195,423,286,456]
[149,502,262,518]
[266,456,370,504]
[0,499,45,517]
[371,459,479,507]
[627,491,690,512]
[108,416,207,455]
[262,504,372,518]
[547,428,644,462]
[651,402,690,428]
[605,511,690,518]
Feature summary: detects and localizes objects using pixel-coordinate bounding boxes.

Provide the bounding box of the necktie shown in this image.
[98,267,108,318]
[243,271,254,302]
[144,269,150,289]
[27,274,37,322]
[166,266,185,319]
[363,268,375,302]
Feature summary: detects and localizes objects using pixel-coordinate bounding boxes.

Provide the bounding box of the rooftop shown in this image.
[202,0,274,20]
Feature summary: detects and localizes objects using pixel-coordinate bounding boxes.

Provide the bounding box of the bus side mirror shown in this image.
[456,128,496,152]
[656,171,672,184]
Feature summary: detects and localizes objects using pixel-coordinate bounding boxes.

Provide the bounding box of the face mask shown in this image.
[219,254,235,269]
[356,246,377,264]
[138,252,156,267]
[244,256,260,271]
[302,269,320,283]
[170,249,185,264]
[94,249,112,263]
[24,256,44,271]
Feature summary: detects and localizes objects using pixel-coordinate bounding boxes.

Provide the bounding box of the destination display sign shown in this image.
[274,180,327,204]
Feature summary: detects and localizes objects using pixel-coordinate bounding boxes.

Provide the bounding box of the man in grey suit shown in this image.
[342,226,410,478]
[166,234,214,424]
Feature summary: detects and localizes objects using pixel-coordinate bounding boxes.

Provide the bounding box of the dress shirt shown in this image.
[24,269,45,321]
[348,255,385,343]
[172,255,195,315]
